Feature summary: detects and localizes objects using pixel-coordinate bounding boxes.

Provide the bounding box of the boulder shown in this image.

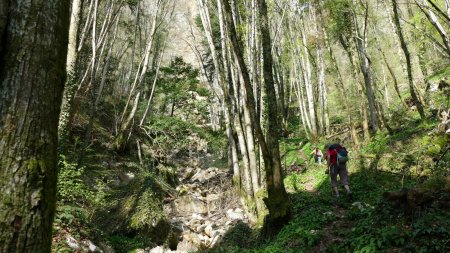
[174,195,207,215]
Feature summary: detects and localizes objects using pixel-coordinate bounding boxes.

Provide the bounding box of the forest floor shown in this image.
[202,118,450,253]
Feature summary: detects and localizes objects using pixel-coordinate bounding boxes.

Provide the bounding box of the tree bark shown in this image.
[59,0,84,151]
[392,0,426,119]
[257,0,290,232]
[417,0,450,57]
[352,5,379,132]
[222,0,290,232]
[0,0,70,251]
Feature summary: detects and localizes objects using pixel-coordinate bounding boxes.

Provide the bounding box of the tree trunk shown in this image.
[392,0,426,119]
[257,0,290,233]
[322,22,360,147]
[59,0,84,151]
[352,7,379,132]
[339,35,370,141]
[222,0,290,233]
[0,1,70,251]
[417,0,450,57]
[299,20,318,136]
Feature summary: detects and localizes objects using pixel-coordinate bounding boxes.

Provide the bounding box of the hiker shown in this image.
[310,147,323,164]
[325,143,352,199]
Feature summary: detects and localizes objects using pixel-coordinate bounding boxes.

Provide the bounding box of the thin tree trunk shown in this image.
[352,6,379,132]
[322,23,360,146]
[140,41,166,126]
[0,1,70,251]
[299,19,318,136]
[416,0,450,57]
[392,0,426,119]
[59,0,85,151]
[371,23,407,107]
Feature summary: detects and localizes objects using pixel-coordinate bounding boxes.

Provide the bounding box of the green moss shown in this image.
[129,190,165,230]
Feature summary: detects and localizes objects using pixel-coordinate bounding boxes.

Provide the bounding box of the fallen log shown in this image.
[384,181,450,211]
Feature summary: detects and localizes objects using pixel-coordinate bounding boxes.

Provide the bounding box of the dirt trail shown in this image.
[312,206,352,252]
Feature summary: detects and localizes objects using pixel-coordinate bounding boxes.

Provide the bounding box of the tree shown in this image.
[59,0,85,152]
[391,0,426,119]
[221,0,290,233]
[0,1,70,252]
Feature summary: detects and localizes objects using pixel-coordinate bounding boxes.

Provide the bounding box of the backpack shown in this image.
[337,148,349,165]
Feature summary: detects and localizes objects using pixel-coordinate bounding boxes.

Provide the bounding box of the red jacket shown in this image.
[326,148,338,165]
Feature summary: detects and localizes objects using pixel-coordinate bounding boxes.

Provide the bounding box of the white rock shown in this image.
[149,246,164,253]
[196,224,207,233]
[226,209,244,220]
[86,240,101,252]
[205,224,213,237]
[210,233,222,247]
[66,235,80,250]
[191,213,204,220]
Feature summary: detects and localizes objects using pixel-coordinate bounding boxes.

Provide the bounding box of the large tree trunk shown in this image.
[257,0,290,233]
[0,1,70,251]
[222,0,290,233]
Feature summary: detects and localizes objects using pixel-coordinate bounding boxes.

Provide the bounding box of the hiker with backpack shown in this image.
[310,147,324,165]
[325,143,352,199]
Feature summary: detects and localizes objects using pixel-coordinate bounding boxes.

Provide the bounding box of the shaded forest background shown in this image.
[0,0,449,252]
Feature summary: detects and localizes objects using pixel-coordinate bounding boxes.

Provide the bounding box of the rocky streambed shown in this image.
[59,160,250,253]
[145,166,250,253]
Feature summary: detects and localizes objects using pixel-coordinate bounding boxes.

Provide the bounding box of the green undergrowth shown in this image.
[202,118,450,253]
[53,153,174,252]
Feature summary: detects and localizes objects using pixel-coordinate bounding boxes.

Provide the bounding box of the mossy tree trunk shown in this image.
[0,0,70,252]
[257,0,290,232]
[221,0,291,233]
[59,0,84,152]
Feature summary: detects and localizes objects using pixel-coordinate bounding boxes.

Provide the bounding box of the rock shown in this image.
[98,242,115,253]
[66,235,80,250]
[196,224,207,233]
[85,240,102,252]
[118,172,136,185]
[226,209,244,220]
[174,195,207,214]
[149,246,164,253]
[177,239,198,253]
[205,224,214,237]
[191,213,204,220]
